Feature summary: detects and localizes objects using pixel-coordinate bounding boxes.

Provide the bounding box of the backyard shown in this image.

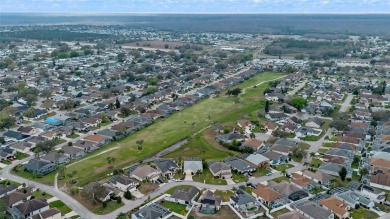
[350,208,379,219]
[161,201,187,215]
[193,169,227,185]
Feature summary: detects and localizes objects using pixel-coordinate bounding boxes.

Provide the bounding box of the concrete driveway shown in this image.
[131,190,144,198]
[184,173,193,181]
[225,178,235,185]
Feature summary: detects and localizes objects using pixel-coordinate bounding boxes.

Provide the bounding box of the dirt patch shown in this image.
[138,182,159,194]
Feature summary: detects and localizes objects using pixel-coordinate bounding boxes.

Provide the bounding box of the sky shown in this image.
[1,0,390,13]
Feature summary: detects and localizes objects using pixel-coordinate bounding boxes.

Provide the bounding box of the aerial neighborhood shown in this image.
[0,17,390,219]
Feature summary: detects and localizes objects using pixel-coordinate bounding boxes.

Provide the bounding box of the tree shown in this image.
[40,90,52,99]
[120,107,131,117]
[290,97,308,111]
[339,167,347,181]
[116,196,122,203]
[0,116,15,130]
[124,190,133,200]
[117,53,126,62]
[69,51,79,58]
[226,87,242,96]
[359,167,368,179]
[265,100,270,113]
[81,182,106,204]
[330,120,350,131]
[115,98,121,109]
[25,94,38,107]
[136,140,144,151]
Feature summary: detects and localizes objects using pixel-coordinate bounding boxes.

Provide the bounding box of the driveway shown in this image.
[131,190,144,199]
[225,178,235,185]
[339,93,354,113]
[184,173,193,181]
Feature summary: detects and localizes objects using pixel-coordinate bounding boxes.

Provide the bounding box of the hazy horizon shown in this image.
[1,0,390,13]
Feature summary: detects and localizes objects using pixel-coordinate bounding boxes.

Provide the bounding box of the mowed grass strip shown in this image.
[53,72,285,186]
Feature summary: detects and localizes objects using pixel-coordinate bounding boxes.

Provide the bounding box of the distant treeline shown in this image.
[1,14,390,35]
[0,30,109,41]
[264,38,354,60]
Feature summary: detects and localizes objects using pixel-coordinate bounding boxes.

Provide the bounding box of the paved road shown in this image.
[287,79,307,96]
[339,93,354,113]
[1,155,303,219]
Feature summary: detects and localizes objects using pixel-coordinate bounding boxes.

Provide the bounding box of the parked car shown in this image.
[266,172,272,176]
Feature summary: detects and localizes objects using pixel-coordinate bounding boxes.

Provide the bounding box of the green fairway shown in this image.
[44,72,285,186]
[163,134,235,161]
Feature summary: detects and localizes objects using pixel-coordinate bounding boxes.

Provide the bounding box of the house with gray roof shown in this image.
[305,117,324,128]
[215,133,245,144]
[9,198,49,219]
[296,202,333,219]
[318,163,343,176]
[244,153,270,167]
[224,157,256,174]
[165,187,200,205]
[268,181,308,201]
[274,138,297,148]
[208,161,231,179]
[131,203,171,219]
[154,159,178,177]
[61,146,85,159]
[40,152,70,164]
[183,157,203,175]
[24,159,56,176]
[109,175,139,192]
[261,151,287,165]
[0,184,18,198]
[335,190,375,209]
[230,189,260,215]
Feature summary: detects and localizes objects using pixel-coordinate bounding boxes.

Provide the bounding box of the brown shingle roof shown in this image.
[320,196,349,217]
[252,184,283,202]
[84,134,106,143]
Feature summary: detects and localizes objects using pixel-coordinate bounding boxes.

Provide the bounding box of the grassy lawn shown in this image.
[273,164,294,172]
[94,200,124,215]
[49,200,72,214]
[166,185,195,195]
[38,72,285,187]
[272,176,290,183]
[15,152,29,160]
[214,190,234,202]
[352,156,361,169]
[32,189,53,199]
[232,172,248,183]
[318,148,330,154]
[253,167,268,177]
[310,159,323,168]
[68,134,80,139]
[351,208,379,219]
[271,208,290,218]
[311,187,327,195]
[101,121,112,126]
[11,165,57,185]
[322,142,335,147]
[193,169,227,185]
[1,160,11,165]
[138,182,159,194]
[164,135,234,161]
[161,201,187,215]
